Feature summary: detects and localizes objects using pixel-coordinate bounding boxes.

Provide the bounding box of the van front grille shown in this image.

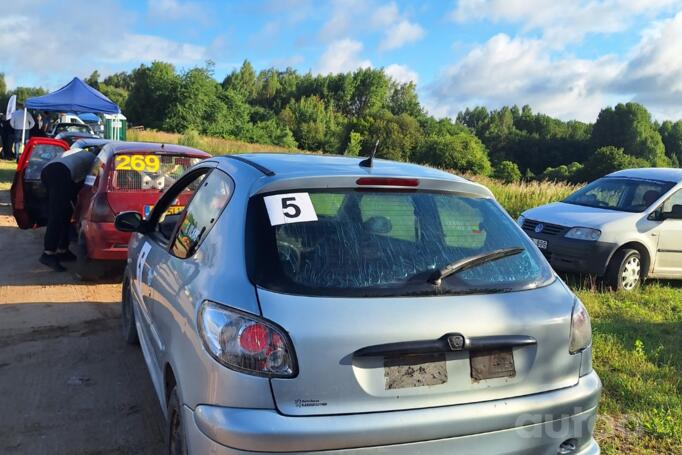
[522,219,568,236]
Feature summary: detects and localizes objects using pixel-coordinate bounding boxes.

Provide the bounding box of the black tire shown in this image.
[605,248,642,291]
[121,277,139,345]
[166,387,188,455]
[75,234,101,281]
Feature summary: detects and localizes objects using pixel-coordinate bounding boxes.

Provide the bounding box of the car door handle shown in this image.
[353,334,537,358]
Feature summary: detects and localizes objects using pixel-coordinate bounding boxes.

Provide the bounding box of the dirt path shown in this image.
[0,189,164,454]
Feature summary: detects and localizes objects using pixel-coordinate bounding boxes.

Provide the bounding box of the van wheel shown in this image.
[75,234,101,281]
[605,249,641,291]
[121,277,139,345]
[166,387,188,455]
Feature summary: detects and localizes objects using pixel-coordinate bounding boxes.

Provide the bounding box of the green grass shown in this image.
[0,160,15,190]
[0,135,680,454]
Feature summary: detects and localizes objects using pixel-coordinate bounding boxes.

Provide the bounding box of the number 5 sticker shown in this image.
[264,193,318,226]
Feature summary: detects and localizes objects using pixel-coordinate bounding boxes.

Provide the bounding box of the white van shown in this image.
[518,168,682,290]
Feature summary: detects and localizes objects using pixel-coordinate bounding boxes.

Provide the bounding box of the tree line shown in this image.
[2,62,681,183]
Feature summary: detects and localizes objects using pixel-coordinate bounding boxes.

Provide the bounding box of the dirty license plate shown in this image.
[144,205,184,219]
[470,349,516,381]
[384,354,448,390]
[532,238,548,250]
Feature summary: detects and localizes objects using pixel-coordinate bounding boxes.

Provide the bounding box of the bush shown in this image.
[345,131,362,156]
[416,133,491,175]
[579,146,648,182]
[540,161,584,183]
[493,161,521,183]
[177,129,203,149]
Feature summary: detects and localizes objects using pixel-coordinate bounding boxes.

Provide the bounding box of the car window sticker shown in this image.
[264,193,318,226]
[135,242,152,299]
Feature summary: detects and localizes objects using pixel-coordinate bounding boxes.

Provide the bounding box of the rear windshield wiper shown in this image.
[428,247,525,286]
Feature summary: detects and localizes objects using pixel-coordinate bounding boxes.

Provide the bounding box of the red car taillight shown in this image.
[198,301,297,378]
[90,192,115,222]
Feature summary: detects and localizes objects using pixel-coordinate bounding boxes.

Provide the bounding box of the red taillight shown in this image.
[90,192,115,222]
[239,323,270,354]
[356,177,419,187]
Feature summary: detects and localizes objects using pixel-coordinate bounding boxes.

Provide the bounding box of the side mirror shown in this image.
[663,205,682,220]
[115,211,145,233]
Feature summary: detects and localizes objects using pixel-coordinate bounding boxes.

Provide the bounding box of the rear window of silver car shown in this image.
[246,189,554,297]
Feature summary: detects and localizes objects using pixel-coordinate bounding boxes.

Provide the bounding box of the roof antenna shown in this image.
[359,140,380,168]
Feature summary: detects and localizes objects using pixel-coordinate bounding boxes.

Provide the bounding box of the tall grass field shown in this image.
[2,131,679,454]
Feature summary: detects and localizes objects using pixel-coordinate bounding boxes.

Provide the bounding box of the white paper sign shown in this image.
[264,193,318,226]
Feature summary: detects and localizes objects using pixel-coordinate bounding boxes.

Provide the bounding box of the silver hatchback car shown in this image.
[115,154,601,455]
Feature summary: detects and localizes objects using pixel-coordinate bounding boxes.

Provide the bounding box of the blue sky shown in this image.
[3,0,682,121]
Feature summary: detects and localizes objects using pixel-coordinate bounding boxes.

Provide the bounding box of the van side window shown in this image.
[171,170,234,259]
[662,190,682,215]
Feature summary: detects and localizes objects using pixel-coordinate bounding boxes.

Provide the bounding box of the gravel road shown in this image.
[0,189,164,454]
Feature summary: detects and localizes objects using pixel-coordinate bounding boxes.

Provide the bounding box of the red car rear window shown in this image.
[109,154,201,192]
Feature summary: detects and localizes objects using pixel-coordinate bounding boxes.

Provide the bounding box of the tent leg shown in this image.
[20,108,27,156]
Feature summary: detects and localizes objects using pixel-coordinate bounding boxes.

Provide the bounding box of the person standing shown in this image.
[39,149,96,271]
[0,115,12,160]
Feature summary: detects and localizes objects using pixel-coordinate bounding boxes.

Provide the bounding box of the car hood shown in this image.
[523,201,637,229]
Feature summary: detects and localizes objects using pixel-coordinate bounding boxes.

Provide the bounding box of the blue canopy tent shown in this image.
[21,77,121,145]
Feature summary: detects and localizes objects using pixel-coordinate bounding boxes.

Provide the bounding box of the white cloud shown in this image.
[451,0,682,46]
[319,0,369,41]
[372,2,400,27]
[147,0,204,22]
[426,34,621,121]
[613,12,682,117]
[104,34,206,65]
[0,1,208,89]
[315,39,372,74]
[379,19,425,51]
[385,64,419,84]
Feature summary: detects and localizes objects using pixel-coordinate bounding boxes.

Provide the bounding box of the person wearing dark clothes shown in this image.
[39,150,96,271]
[1,117,14,160]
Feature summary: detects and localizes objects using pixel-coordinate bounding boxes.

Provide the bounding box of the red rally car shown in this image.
[10,139,209,279]
[73,142,210,278]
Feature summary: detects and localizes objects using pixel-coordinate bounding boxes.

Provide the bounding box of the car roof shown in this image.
[102,141,211,157]
[72,138,111,147]
[216,153,492,197]
[607,168,682,183]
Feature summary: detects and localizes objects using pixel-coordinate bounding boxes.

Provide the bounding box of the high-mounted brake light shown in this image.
[356,177,419,187]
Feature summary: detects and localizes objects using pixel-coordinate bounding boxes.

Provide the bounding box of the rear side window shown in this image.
[247,189,554,297]
[171,170,234,259]
[24,144,65,180]
[110,154,201,192]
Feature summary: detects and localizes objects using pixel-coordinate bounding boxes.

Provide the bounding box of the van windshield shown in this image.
[246,189,554,297]
[563,177,675,212]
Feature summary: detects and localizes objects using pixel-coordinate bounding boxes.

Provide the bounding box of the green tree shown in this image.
[85,70,100,89]
[98,84,128,112]
[591,103,668,166]
[279,96,343,151]
[345,131,362,156]
[387,81,423,118]
[125,61,180,129]
[362,111,421,161]
[347,68,389,118]
[579,146,648,182]
[540,162,584,183]
[415,132,491,175]
[493,161,522,183]
[659,120,682,166]
[222,60,258,101]
[103,72,134,91]
[0,73,6,98]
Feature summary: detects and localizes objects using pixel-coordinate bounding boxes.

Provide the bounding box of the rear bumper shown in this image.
[188,371,601,454]
[81,220,131,260]
[529,234,617,276]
